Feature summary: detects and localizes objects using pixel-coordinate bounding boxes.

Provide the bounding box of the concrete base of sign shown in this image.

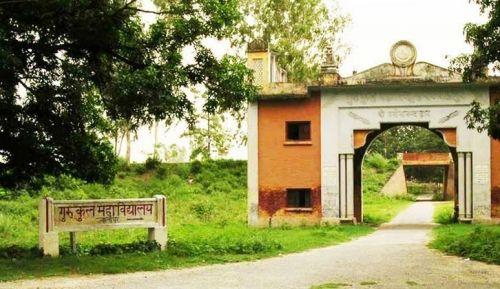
[39,232,60,257]
[149,227,167,250]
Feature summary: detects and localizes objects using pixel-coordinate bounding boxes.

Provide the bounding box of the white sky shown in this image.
[125,0,487,162]
[337,0,486,76]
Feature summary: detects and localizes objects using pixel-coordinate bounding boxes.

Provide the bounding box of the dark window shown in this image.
[286,121,311,141]
[286,189,311,208]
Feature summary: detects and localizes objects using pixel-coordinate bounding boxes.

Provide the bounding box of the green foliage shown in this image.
[144,156,162,171]
[431,225,500,264]
[368,126,449,159]
[237,0,349,82]
[86,240,160,256]
[168,236,282,257]
[465,100,500,140]
[362,154,412,225]
[452,0,499,139]
[407,181,444,200]
[191,201,215,222]
[451,0,499,82]
[362,154,400,195]
[362,193,412,225]
[182,114,232,161]
[0,160,377,281]
[0,0,257,188]
[433,202,457,225]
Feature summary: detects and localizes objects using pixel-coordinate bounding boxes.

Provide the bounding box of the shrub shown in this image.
[167,237,282,257]
[190,160,202,175]
[432,225,500,264]
[116,158,131,172]
[433,203,457,224]
[86,240,160,256]
[191,201,215,222]
[144,157,161,171]
[364,153,388,173]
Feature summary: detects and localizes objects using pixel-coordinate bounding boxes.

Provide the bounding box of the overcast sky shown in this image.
[128,0,487,162]
[337,0,486,76]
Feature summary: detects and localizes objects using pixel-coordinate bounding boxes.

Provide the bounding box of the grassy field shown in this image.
[0,158,411,281]
[362,154,413,225]
[430,201,500,265]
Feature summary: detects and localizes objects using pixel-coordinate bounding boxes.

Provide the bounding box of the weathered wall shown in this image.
[257,93,321,226]
[380,165,408,196]
[491,88,500,218]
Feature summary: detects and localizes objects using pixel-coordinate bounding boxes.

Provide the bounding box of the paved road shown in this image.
[2,202,499,289]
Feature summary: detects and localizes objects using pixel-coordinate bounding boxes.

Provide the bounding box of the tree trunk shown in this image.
[125,127,131,164]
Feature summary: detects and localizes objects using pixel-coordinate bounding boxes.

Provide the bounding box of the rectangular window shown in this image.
[286,188,312,208]
[286,121,311,141]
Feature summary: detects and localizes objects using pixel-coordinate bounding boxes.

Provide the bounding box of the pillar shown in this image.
[38,197,59,257]
[247,102,259,226]
[150,195,168,250]
[339,154,354,222]
[457,152,473,221]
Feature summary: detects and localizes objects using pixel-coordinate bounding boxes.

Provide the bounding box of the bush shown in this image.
[431,225,500,264]
[191,201,215,222]
[155,166,168,179]
[168,237,282,257]
[433,202,457,224]
[144,157,161,171]
[364,153,389,173]
[86,240,160,256]
[190,160,202,175]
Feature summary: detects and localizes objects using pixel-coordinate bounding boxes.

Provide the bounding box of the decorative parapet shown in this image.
[252,40,500,100]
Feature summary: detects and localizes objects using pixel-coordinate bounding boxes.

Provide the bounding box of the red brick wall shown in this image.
[491,88,500,218]
[258,93,321,224]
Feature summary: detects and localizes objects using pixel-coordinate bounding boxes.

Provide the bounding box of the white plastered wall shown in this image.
[247,102,259,225]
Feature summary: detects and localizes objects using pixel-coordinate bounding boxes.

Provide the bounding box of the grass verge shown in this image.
[430,224,500,265]
[431,202,499,265]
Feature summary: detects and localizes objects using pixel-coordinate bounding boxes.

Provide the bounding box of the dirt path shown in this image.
[2,202,499,289]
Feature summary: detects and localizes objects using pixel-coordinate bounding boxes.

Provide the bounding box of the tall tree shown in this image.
[451,0,500,139]
[182,113,232,161]
[237,0,349,82]
[0,0,256,187]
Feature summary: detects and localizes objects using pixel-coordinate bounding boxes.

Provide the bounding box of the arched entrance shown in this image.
[352,124,458,222]
[246,40,497,227]
[320,85,491,224]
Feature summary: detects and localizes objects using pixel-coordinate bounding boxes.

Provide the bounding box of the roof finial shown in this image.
[320,45,340,85]
[325,46,334,65]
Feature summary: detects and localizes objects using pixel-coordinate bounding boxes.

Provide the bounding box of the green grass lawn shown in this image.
[362,193,412,225]
[0,158,411,281]
[362,154,413,225]
[430,201,500,265]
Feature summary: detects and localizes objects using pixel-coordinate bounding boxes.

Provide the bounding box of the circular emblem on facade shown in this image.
[390,40,417,68]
